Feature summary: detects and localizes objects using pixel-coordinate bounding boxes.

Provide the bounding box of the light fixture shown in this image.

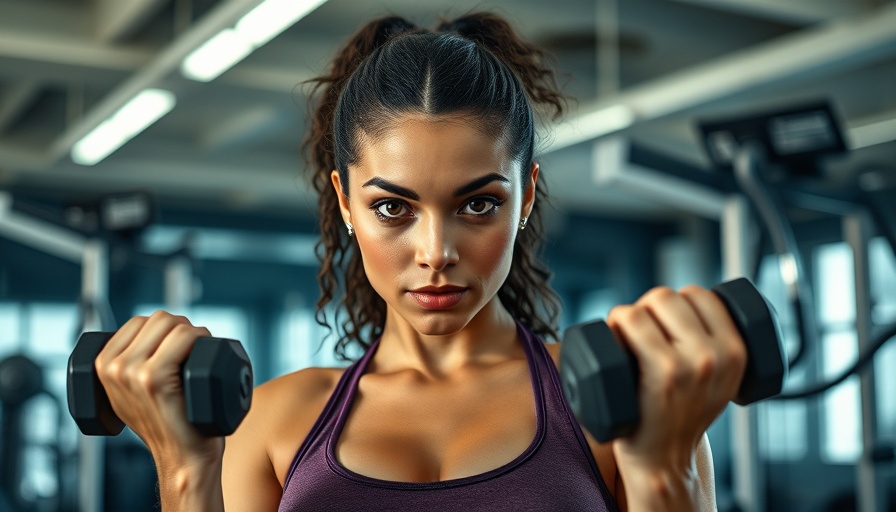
[181,0,327,82]
[71,88,176,166]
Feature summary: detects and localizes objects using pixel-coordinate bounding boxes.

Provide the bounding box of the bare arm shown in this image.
[221,379,285,512]
[614,432,717,512]
[222,367,341,511]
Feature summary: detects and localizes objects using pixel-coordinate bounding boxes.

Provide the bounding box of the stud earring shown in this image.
[519,217,528,231]
[346,222,354,236]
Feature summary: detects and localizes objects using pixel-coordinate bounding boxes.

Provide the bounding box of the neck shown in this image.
[371,299,521,380]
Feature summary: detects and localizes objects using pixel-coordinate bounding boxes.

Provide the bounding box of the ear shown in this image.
[330,170,352,225]
[521,161,539,219]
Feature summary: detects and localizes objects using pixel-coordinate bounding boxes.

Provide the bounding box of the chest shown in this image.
[334,361,538,483]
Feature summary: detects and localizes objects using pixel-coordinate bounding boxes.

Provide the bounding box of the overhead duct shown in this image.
[544,1,896,153]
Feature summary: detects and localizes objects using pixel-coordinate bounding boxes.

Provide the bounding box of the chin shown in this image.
[408,312,472,336]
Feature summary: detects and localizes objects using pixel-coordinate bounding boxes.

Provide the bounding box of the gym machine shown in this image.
[0,192,108,512]
[584,100,895,511]
[0,191,201,512]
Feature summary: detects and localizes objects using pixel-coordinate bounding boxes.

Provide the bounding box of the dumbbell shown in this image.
[559,277,787,443]
[67,332,253,437]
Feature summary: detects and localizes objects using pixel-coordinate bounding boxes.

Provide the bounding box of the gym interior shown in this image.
[0,0,895,510]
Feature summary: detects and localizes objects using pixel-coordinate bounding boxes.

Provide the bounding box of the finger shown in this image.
[678,285,740,340]
[147,325,212,370]
[679,285,748,387]
[119,311,192,363]
[636,286,708,345]
[607,304,675,368]
[99,316,149,361]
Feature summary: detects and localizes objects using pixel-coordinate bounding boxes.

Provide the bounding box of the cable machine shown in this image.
[593,100,896,512]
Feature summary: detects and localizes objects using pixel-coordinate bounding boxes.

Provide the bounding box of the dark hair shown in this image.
[303,12,567,361]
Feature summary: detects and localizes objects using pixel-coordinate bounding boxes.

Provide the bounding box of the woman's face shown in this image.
[331,115,538,336]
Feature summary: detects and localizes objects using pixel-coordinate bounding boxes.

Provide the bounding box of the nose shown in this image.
[415,215,459,272]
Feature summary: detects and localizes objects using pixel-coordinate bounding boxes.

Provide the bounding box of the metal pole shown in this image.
[164,255,193,315]
[843,212,884,512]
[721,195,765,512]
[78,239,108,512]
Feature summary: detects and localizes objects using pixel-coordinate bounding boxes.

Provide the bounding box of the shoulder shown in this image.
[255,366,347,408]
[225,366,349,488]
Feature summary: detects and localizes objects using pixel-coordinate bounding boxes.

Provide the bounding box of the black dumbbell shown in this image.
[67,332,253,437]
[559,277,787,443]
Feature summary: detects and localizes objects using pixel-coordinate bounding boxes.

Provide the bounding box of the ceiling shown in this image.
[0,0,894,223]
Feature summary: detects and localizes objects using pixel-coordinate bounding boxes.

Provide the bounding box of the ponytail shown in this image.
[436,12,565,123]
[302,12,567,361]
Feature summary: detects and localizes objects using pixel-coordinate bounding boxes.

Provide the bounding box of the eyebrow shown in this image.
[361,173,510,200]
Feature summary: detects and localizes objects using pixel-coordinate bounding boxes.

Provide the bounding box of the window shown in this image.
[815,242,861,463]
[870,238,896,441]
[756,256,808,461]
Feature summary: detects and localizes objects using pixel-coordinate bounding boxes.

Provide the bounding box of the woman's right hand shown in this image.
[95,311,224,469]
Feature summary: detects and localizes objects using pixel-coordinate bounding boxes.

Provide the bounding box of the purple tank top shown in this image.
[278,322,618,512]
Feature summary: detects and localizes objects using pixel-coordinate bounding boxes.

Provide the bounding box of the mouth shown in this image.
[407,285,468,310]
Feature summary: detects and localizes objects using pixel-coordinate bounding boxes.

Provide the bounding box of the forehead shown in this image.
[351,115,517,187]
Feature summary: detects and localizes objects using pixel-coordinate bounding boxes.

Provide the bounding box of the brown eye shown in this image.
[461,198,499,216]
[376,201,406,218]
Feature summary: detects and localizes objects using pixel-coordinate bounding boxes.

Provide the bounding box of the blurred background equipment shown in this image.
[0,353,63,512]
[1,0,896,511]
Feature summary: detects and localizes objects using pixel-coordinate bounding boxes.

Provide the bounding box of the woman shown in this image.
[96,12,746,511]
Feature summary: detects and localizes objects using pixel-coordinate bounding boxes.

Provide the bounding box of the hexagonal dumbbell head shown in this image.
[67,332,125,436]
[560,320,640,443]
[183,337,253,437]
[712,277,788,405]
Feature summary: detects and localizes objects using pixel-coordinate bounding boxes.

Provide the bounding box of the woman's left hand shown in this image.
[606,284,747,481]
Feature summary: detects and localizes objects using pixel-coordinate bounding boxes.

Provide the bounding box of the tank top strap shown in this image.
[280,346,375,489]
[518,322,618,509]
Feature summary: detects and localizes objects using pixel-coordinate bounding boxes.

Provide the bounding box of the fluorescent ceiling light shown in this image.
[577,104,636,138]
[236,0,327,47]
[181,29,253,82]
[547,104,636,152]
[72,88,175,166]
[181,0,326,82]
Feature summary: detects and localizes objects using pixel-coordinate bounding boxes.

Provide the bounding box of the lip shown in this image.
[409,285,467,293]
[407,285,468,310]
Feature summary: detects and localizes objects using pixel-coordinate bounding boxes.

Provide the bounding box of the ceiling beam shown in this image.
[199,105,288,152]
[0,80,41,134]
[546,1,896,153]
[671,0,876,25]
[93,0,171,43]
[46,0,297,166]
[0,31,153,71]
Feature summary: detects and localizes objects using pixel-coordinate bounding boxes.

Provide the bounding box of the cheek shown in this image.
[353,226,411,294]
[467,226,516,288]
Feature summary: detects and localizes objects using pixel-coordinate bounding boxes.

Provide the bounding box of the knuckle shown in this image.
[99,358,124,382]
[136,367,158,393]
[679,284,709,299]
[149,309,171,321]
[644,286,677,305]
[728,341,748,369]
[171,322,194,336]
[609,304,641,324]
[692,351,717,382]
[124,315,149,329]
